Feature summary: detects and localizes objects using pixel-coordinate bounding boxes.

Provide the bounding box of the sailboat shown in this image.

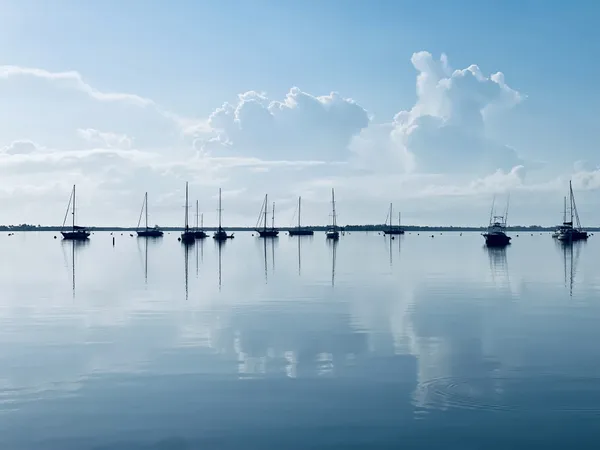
[383,203,405,235]
[180,182,195,244]
[213,188,234,241]
[482,196,511,247]
[325,188,340,240]
[552,196,568,238]
[557,181,588,242]
[255,194,279,238]
[289,196,314,236]
[193,200,208,239]
[136,192,163,237]
[61,185,90,240]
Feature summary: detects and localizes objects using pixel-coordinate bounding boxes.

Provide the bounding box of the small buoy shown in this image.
[431,235,434,238]
[110,232,113,235]
[391,236,395,240]
[130,234,133,237]
[54,236,57,239]
[120,233,123,236]
[178,237,181,241]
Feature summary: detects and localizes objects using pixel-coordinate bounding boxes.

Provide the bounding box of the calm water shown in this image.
[1,231,600,449]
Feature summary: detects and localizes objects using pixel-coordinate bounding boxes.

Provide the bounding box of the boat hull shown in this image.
[483,232,511,247]
[61,231,90,240]
[558,230,588,242]
[180,232,196,244]
[289,228,314,236]
[326,230,339,240]
[383,229,405,235]
[193,231,208,239]
[257,229,279,238]
[213,229,234,241]
[137,229,163,238]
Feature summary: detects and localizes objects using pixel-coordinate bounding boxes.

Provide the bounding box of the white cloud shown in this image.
[77,128,132,149]
[1,140,43,155]
[0,66,154,106]
[0,65,209,134]
[351,51,524,174]
[202,87,370,160]
[0,51,598,226]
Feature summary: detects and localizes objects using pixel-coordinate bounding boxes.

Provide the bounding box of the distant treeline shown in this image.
[2,224,598,232]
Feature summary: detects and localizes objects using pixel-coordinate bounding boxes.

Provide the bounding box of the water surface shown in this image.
[1,231,599,449]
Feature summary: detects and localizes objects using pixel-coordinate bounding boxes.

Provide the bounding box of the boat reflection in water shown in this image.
[558,239,585,297]
[485,245,509,286]
[61,238,90,297]
[327,238,338,287]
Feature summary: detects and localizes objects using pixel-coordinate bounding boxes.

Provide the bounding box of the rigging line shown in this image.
[61,187,74,229]
[136,194,145,230]
[289,201,299,227]
[255,195,267,229]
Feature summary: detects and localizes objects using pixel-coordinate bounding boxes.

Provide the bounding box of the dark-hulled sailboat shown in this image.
[383,203,405,235]
[180,182,195,244]
[61,185,90,241]
[193,200,208,239]
[557,181,588,242]
[482,197,511,247]
[325,188,340,240]
[136,192,163,237]
[213,188,234,241]
[289,196,314,236]
[255,194,279,238]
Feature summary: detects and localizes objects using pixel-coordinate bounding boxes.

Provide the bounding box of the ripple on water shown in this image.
[413,374,600,414]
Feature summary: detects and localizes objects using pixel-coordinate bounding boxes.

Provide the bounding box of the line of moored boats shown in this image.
[482,180,589,247]
[59,181,589,247]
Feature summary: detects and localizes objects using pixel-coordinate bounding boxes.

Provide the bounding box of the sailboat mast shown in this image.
[298,197,301,228]
[399,212,401,227]
[389,203,393,231]
[201,213,204,230]
[331,188,337,228]
[72,185,76,231]
[184,182,189,231]
[264,194,268,231]
[272,202,275,229]
[218,188,222,229]
[145,192,149,230]
[195,200,199,230]
[563,196,567,223]
[570,181,574,225]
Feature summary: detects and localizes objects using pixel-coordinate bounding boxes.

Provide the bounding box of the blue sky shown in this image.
[1,0,600,226]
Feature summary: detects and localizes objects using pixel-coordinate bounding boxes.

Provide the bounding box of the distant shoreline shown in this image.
[2,225,596,232]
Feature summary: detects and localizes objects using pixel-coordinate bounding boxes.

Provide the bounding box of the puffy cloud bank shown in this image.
[0,52,596,226]
[351,51,524,174]
[201,88,370,161]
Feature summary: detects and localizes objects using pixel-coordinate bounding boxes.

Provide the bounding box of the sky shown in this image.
[1,0,600,227]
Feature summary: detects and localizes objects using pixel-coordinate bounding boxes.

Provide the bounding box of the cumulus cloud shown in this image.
[202,87,370,160]
[77,128,132,149]
[1,51,596,226]
[352,51,524,174]
[1,140,43,155]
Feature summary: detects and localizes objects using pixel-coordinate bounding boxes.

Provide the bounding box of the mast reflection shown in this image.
[327,238,338,287]
[61,239,89,298]
[559,240,584,297]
